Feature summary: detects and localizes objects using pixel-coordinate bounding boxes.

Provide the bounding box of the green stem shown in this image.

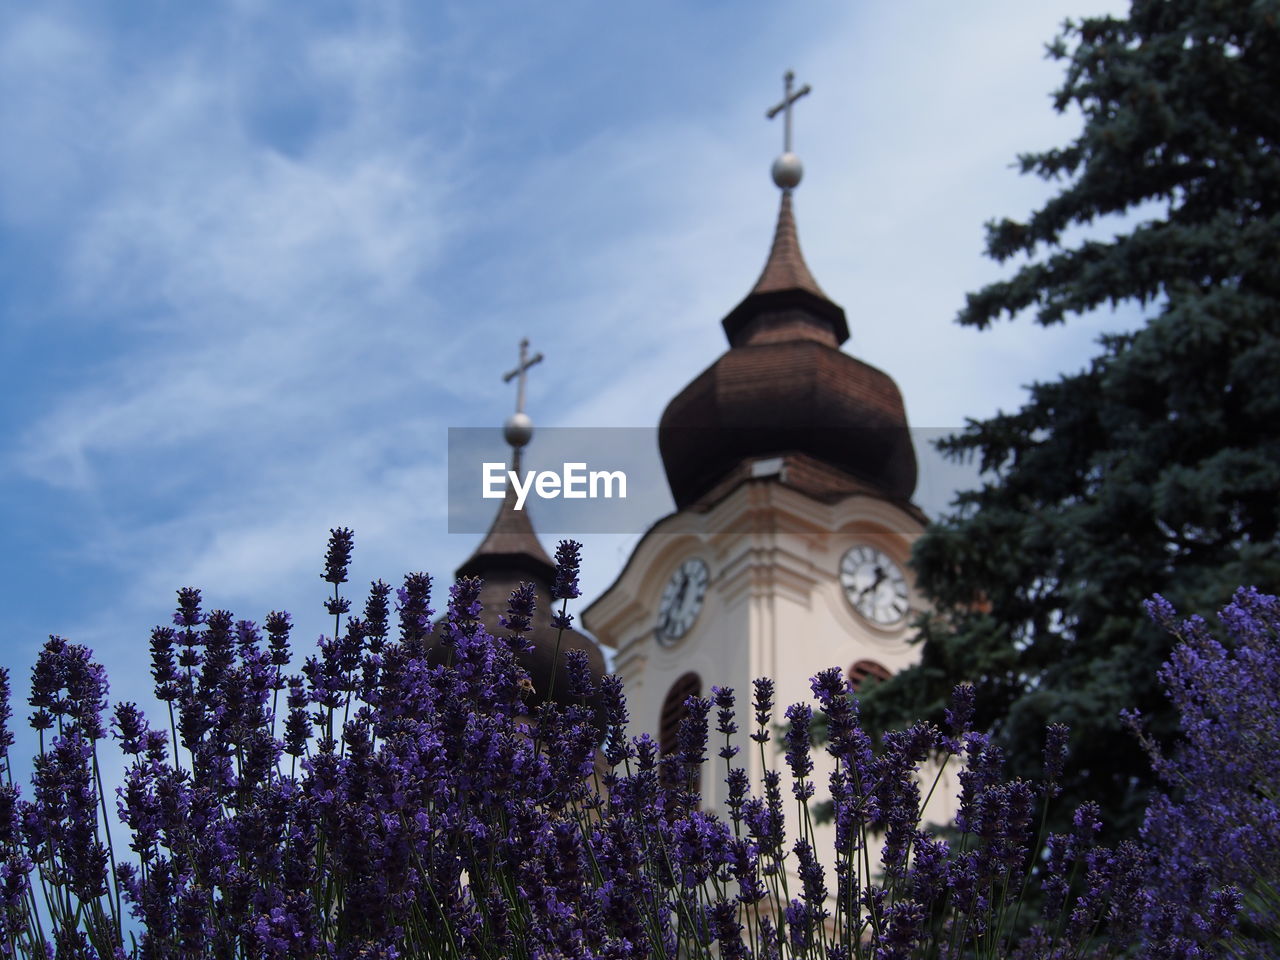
[90,744,123,939]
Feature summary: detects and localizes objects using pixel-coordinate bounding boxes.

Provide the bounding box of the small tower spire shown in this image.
[756,71,821,293]
[749,190,825,299]
[457,338,555,583]
[717,71,848,348]
[452,340,605,708]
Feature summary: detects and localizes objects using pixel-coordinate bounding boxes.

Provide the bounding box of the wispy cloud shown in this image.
[2,0,1132,681]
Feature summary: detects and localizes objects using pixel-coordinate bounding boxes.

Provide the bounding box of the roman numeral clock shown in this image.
[840,545,910,627]
[655,557,710,646]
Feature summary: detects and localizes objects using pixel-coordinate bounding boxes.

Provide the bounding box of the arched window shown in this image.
[658,671,702,798]
[848,659,891,693]
[659,672,702,757]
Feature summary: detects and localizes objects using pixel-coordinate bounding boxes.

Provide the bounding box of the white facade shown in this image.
[583,466,959,894]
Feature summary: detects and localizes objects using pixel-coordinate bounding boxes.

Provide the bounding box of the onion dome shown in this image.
[659,184,917,511]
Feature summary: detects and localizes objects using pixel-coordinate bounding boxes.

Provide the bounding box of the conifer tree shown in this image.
[859,0,1280,835]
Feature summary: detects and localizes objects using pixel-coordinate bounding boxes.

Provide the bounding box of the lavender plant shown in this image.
[0,533,1250,959]
[1125,587,1280,959]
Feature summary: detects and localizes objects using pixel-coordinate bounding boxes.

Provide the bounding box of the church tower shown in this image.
[582,74,938,825]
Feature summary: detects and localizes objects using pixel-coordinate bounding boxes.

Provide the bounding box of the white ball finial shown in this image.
[504,411,534,448]
[772,152,803,189]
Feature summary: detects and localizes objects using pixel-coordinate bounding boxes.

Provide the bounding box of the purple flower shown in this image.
[943,681,975,748]
[599,674,632,766]
[809,666,847,705]
[725,767,749,826]
[149,627,181,707]
[1043,722,1069,789]
[198,608,235,694]
[785,897,816,954]
[673,695,710,787]
[283,678,311,758]
[710,900,748,959]
[2,530,1255,960]
[264,610,293,667]
[744,770,786,863]
[711,686,738,761]
[751,678,774,744]
[28,637,109,740]
[499,581,538,651]
[563,649,595,702]
[793,837,829,921]
[28,636,68,732]
[27,730,108,902]
[1133,587,1278,951]
[173,586,203,627]
[953,731,1001,834]
[111,702,149,756]
[395,571,434,650]
[811,667,869,771]
[362,580,392,653]
[1073,800,1102,841]
[321,527,355,585]
[234,618,261,654]
[782,702,814,799]
[0,853,32,917]
[551,540,582,601]
[0,784,20,848]
[877,898,927,959]
[672,810,731,887]
[758,916,782,960]
[0,669,13,754]
[711,686,736,736]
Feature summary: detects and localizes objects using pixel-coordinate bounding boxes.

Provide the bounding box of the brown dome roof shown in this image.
[722,189,849,349]
[659,190,916,509]
[455,485,557,584]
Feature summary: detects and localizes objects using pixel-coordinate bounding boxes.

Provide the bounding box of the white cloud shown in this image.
[1,0,1140,682]
[0,13,109,226]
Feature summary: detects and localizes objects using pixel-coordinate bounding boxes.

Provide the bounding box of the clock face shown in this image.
[656,557,709,645]
[840,545,909,627]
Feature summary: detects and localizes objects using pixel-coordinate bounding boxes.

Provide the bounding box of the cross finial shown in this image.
[502,337,544,416]
[766,70,811,155]
[501,338,543,472]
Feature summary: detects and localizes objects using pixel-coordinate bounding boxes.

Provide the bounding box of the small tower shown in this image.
[450,339,604,705]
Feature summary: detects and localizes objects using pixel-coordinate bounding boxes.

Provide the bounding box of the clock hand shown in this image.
[673,577,689,613]
[865,563,885,593]
[658,576,689,637]
[858,566,887,601]
[660,609,680,640]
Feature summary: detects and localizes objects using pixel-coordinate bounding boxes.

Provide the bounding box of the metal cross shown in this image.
[502,337,544,415]
[765,70,811,154]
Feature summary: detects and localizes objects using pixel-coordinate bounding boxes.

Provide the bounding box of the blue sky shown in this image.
[1,0,1132,717]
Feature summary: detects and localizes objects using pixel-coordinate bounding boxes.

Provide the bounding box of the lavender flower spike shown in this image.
[321,527,355,585]
[551,540,582,601]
